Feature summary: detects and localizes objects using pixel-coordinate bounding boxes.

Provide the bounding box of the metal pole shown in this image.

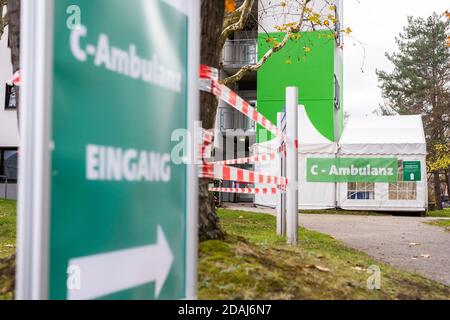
[276,113,286,236]
[286,87,299,245]
[0,176,6,199]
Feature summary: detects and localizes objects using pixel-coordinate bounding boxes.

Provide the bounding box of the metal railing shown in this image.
[219,107,256,132]
[0,175,8,199]
[222,39,257,68]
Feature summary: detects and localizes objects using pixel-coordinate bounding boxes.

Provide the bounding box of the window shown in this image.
[0,149,18,181]
[4,84,17,110]
[347,182,375,200]
[389,160,417,200]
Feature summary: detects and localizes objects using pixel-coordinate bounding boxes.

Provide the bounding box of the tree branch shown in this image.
[0,0,8,40]
[221,0,311,85]
[219,0,255,52]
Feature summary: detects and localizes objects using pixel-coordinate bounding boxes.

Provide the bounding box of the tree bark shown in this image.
[198,0,226,242]
[447,166,450,201]
[7,0,20,129]
[433,171,443,211]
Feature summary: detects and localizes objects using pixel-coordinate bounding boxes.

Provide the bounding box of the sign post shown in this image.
[276,112,286,237]
[285,87,299,246]
[17,0,199,300]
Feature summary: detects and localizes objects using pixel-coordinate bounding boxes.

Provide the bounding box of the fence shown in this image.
[222,39,258,68]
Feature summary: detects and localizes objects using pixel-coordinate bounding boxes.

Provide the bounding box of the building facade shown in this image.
[216,0,344,203]
[257,0,344,143]
[215,0,259,203]
[0,23,19,200]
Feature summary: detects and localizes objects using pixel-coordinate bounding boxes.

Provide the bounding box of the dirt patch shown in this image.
[0,254,15,299]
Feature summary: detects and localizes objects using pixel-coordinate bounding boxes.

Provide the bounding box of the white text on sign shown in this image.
[86,145,171,182]
[70,25,183,93]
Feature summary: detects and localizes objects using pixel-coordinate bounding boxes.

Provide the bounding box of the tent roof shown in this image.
[339,115,427,155]
[297,105,337,153]
[253,105,337,155]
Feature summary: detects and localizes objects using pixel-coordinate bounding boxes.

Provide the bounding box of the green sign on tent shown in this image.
[17,0,199,300]
[403,161,421,182]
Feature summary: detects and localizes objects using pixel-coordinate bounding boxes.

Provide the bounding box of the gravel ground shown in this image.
[223,204,450,286]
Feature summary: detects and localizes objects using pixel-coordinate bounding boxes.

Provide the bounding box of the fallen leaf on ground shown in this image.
[307,265,330,272]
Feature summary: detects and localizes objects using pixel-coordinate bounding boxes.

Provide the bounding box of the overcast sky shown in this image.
[343,0,449,117]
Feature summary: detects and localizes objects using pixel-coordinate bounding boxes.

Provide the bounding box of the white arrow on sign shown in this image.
[67,226,174,300]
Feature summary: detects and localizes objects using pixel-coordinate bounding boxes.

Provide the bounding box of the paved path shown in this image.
[223,204,450,286]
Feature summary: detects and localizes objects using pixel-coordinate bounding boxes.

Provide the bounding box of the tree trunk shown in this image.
[198,0,226,242]
[433,171,443,211]
[7,0,20,129]
[447,167,450,201]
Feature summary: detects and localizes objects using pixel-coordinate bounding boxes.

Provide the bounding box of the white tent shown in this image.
[254,105,337,209]
[337,115,428,212]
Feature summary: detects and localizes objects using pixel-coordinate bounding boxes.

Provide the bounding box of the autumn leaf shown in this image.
[445,10,450,19]
[409,242,420,247]
[225,0,236,13]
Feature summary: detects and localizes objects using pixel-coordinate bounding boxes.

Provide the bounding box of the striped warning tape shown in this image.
[200,65,218,81]
[208,187,278,195]
[214,143,288,165]
[8,70,21,86]
[214,153,277,165]
[199,65,285,140]
[198,65,293,193]
[199,128,214,160]
[200,163,287,186]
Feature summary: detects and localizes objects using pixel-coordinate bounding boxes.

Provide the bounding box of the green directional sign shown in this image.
[307,158,398,183]
[18,0,198,300]
[403,161,421,182]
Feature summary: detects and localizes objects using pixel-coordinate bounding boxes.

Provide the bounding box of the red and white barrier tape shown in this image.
[209,187,278,195]
[8,70,21,86]
[200,65,285,140]
[199,128,214,160]
[200,163,287,186]
[198,65,293,193]
[214,153,277,165]
[200,65,218,81]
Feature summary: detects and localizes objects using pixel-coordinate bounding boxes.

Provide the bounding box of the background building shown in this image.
[257,0,344,143]
[216,0,344,203]
[0,22,19,200]
[215,0,259,203]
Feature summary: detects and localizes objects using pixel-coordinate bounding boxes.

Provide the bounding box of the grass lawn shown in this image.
[0,199,16,300]
[426,220,450,232]
[198,209,450,300]
[427,208,450,218]
[1,200,449,300]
